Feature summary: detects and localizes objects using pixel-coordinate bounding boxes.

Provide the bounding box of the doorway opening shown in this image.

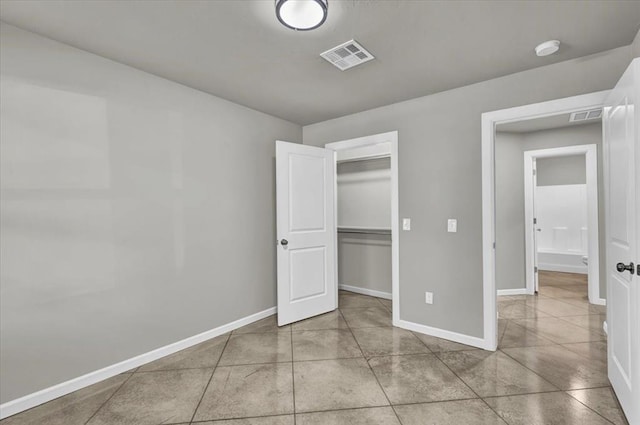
[481,91,610,350]
[326,131,400,325]
[522,144,600,303]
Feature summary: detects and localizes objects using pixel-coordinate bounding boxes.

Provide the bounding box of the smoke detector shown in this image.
[535,40,560,57]
[570,108,602,122]
[320,40,374,71]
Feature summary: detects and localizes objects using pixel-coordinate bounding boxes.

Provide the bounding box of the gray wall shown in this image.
[633,27,640,59]
[337,158,391,228]
[495,132,527,291]
[303,47,631,339]
[495,123,603,294]
[337,158,392,294]
[0,23,302,403]
[537,155,586,186]
[338,233,392,294]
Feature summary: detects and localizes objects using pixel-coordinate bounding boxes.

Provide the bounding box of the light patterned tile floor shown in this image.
[1,272,628,425]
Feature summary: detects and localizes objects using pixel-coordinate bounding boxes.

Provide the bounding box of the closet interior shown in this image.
[336,143,392,299]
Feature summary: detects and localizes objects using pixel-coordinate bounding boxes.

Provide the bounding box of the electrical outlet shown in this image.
[425,291,433,304]
[447,219,457,233]
[402,218,411,231]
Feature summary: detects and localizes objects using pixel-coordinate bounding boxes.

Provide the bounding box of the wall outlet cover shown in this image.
[403,218,411,231]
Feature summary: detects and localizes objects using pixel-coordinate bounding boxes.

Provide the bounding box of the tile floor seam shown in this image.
[430,346,510,424]
[189,411,296,423]
[509,315,604,345]
[82,370,135,425]
[499,318,558,348]
[290,325,297,425]
[563,390,622,425]
[187,333,232,423]
[496,347,565,392]
[339,306,402,424]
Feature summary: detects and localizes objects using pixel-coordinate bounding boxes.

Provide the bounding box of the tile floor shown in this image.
[2,271,628,425]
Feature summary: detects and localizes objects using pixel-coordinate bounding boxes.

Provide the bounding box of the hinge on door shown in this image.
[534,266,538,273]
[493,242,496,249]
[533,169,536,176]
[533,218,537,225]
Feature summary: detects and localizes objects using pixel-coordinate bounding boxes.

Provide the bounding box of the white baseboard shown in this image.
[591,297,607,306]
[538,264,587,274]
[0,306,277,420]
[603,320,608,335]
[339,284,392,300]
[497,288,529,296]
[396,319,489,351]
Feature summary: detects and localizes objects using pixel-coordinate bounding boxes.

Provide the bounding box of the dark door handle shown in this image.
[280,239,288,246]
[617,262,634,274]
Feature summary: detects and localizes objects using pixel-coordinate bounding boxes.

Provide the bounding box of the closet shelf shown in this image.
[338,226,391,235]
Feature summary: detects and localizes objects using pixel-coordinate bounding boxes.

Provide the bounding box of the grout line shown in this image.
[339,305,403,424]
[497,346,566,391]
[187,333,232,424]
[561,390,620,425]
[290,326,297,425]
[83,370,135,425]
[428,345,511,423]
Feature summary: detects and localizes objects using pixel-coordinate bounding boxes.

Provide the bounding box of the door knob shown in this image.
[280,239,288,246]
[616,262,634,274]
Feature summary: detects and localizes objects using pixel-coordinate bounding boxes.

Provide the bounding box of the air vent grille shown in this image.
[570,108,602,122]
[321,40,374,71]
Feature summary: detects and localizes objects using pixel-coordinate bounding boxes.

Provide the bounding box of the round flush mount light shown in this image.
[535,40,560,57]
[276,0,328,31]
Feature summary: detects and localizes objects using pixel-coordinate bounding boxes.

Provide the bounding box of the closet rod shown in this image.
[337,227,391,235]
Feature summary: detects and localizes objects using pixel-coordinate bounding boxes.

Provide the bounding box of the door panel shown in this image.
[604,58,639,424]
[276,141,336,326]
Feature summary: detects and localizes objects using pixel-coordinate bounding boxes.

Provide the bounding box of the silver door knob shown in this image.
[280,239,288,246]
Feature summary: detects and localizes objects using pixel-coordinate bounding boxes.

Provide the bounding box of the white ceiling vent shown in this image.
[320,40,374,71]
[570,108,602,122]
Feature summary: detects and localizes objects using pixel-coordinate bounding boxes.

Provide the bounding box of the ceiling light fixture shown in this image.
[535,40,560,57]
[276,0,328,31]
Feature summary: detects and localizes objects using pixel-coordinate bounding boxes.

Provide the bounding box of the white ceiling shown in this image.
[1,0,638,125]
[497,112,602,133]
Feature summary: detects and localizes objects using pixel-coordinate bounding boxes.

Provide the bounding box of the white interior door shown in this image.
[276,141,336,326]
[604,58,639,424]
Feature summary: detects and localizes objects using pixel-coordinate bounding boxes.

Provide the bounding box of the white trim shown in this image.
[0,306,277,420]
[397,319,487,350]
[497,288,529,296]
[482,90,610,351]
[603,320,608,335]
[538,264,588,274]
[325,131,400,327]
[523,144,600,304]
[593,297,607,307]
[339,284,392,300]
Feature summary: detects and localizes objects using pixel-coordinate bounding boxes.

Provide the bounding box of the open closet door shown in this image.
[604,58,639,424]
[276,141,337,326]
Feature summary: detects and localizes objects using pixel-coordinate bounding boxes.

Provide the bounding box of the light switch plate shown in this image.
[447,219,457,233]
[403,218,411,231]
[425,291,433,304]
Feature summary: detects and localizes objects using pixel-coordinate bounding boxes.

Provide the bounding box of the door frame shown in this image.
[523,144,602,304]
[325,131,400,325]
[481,91,610,350]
